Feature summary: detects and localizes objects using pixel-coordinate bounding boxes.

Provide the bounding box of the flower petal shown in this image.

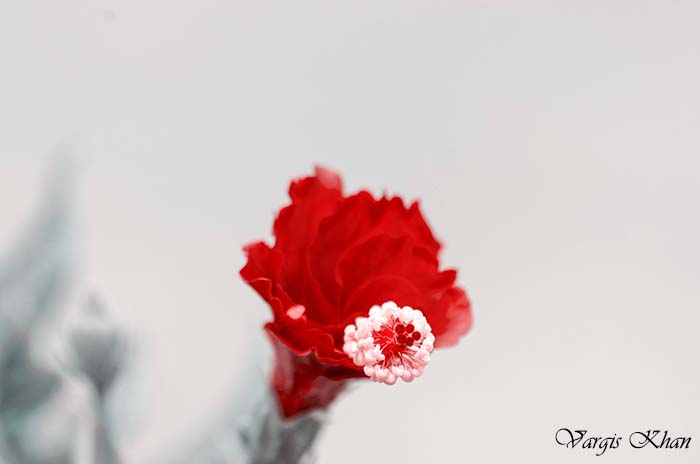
[241,242,314,353]
[266,326,360,418]
[242,240,361,370]
[336,235,451,307]
[310,193,441,315]
[272,166,343,324]
[341,275,422,324]
[427,286,473,348]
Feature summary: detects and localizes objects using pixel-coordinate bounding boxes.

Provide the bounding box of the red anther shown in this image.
[395,324,405,334]
[405,324,415,333]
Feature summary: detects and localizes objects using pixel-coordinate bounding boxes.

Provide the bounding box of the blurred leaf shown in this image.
[0,161,75,464]
[0,348,61,419]
[0,161,73,356]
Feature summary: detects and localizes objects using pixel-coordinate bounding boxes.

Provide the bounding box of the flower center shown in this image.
[343,301,435,385]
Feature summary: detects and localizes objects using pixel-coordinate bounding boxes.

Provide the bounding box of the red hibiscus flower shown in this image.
[240,167,472,418]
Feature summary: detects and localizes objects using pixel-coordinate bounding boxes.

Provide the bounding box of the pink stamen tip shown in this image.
[342,301,435,385]
[286,304,306,319]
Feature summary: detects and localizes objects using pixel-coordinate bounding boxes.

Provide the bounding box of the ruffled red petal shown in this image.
[426,286,473,347]
[241,241,359,370]
[310,193,441,315]
[240,242,325,355]
[272,166,343,324]
[240,241,292,322]
[341,275,422,325]
[336,234,467,344]
[336,235,451,312]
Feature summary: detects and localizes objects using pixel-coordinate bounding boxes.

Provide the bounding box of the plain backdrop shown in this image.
[1,1,699,462]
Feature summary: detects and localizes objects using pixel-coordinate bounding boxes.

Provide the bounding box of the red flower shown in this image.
[240,167,472,418]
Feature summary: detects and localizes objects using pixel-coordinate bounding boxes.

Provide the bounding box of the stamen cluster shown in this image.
[343,301,434,385]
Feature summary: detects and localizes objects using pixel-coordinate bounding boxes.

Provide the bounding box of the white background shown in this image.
[1,1,699,462]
